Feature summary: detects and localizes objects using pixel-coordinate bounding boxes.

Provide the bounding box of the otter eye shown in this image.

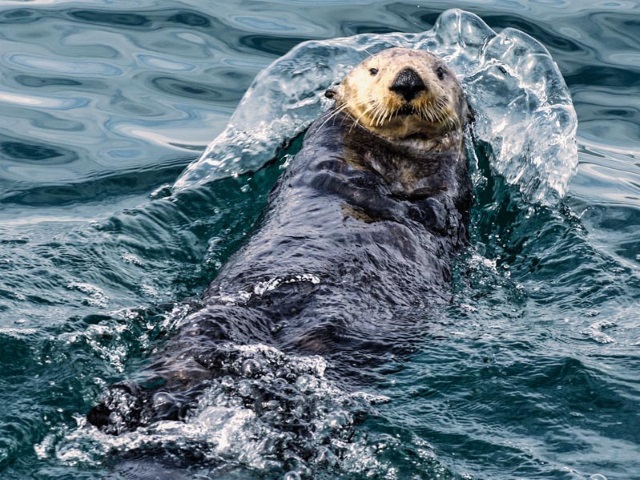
[369,68,379,76]
[436,66,446,80]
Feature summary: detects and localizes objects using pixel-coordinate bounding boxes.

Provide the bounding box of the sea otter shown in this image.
[88,47,474,436]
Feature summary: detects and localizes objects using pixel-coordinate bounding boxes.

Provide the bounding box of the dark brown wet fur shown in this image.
[88,48,474,444]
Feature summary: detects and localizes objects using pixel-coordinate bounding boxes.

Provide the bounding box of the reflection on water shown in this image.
[1,1,640,479]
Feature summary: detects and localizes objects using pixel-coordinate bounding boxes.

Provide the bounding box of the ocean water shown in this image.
[0,1,639,479]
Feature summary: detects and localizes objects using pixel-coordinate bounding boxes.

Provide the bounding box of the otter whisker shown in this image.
[350,103,375,133]
[316,103,350,132]
[382,107,393,126]
[381,112,390,126]
[374,106,386,127]
[369,102,388,127]
[360,101,381,128]
[371,109,380,127]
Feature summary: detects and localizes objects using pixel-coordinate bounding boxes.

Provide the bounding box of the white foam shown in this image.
[53,342,390,476]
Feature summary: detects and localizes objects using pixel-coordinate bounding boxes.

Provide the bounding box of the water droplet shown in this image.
[237,379,254,398]
[242,358,262,377]
[295,374,317,392]
[220,375,234,388]
[152,392,173,408]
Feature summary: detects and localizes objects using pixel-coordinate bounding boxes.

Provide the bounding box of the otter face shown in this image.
[329,48,470,141]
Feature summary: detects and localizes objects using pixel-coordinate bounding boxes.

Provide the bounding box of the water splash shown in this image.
[51,343,391,478]
[174,9,578,205]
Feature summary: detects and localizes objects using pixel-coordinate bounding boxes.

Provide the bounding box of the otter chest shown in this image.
[359,148,453,199]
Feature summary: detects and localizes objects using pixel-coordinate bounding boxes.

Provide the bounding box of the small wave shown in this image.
[174,9,578,205]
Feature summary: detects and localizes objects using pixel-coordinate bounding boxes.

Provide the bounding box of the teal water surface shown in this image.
[1,1,639,479]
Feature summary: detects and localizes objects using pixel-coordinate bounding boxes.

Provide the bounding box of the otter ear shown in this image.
[324,84,343,102]
[324,89,337,99]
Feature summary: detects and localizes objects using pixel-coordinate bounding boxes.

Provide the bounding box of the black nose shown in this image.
[390,68,426,101]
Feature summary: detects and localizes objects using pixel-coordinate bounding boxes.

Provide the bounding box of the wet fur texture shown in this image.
[88,48,474,435]
[328,48,472,145]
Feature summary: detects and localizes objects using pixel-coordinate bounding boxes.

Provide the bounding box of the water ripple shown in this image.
[0,1,639,479]
[9,54,123,76]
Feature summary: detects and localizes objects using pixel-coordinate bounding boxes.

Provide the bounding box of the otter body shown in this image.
[89,48,473,435]
[192,107,471,350]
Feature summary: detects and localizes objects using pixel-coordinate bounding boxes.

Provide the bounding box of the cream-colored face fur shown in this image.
[329,48,467,141]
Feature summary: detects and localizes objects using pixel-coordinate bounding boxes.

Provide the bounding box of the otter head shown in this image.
[327,48,472,143]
